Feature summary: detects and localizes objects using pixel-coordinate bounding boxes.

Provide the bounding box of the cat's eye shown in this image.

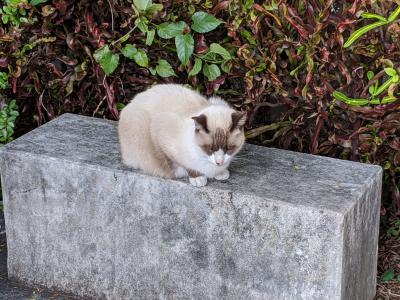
[227,145,236,154]
[201,144,212,155]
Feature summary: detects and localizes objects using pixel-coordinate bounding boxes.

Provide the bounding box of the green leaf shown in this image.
[241,29,258,45]
[146,3,163,15]
[188,57,202,76]
[221,60,232,73]
[135,17,148,33]
[382,269,395,282]
[368,85,375,95]
[2,129,7,139]
[157,21,187,39]
[374,77,396,96]
[149,67,157,76]
[1,15,9,24]
[388,6,400,23]
[155,60,176,77]
[116,102,126,110]
[203,64,221,81]
[122,44,148,67]
[209,43,231,60]
[367,71,374,80]
[343,21,387,48]
[30,0,47,6]
[175,34,194,66]
[332,91,369,106]
[146,29,155,46]
[191,12,222,33]
[133,49,148,67]
[122,44,138,58]
[384,68,397,77]
[133,0,151,11]
[361,13,386,22]
[94,45,120,76]
[19,7,26,16]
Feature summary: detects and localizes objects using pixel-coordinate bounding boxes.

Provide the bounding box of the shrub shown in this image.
[0,0,399,211]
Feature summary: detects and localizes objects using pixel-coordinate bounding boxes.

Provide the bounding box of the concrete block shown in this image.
[0,114,382,299]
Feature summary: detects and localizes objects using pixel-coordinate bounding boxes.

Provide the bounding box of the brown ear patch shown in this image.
[231,111,247,131]
[192,114,209,133]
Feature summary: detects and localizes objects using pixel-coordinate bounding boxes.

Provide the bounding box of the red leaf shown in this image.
[285,15,309,39]
[103,78,119,120]
[0,57,8,68]
[212,1,231,14]
[195,35,208,54]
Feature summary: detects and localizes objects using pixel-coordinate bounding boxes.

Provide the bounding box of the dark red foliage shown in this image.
[0,0,399,212]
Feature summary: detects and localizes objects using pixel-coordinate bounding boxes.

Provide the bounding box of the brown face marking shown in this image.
[230,111,247,132]
[213,128,228,151]
[192,114,209,133]
[200,128,229,154]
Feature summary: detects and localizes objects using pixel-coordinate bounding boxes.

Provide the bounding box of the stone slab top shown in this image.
[1,113,381,214]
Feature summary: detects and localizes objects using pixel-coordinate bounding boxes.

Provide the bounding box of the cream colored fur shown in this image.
[118,84,245,187]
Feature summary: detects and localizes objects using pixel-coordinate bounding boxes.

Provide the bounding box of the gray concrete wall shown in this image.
[0,114,382,299]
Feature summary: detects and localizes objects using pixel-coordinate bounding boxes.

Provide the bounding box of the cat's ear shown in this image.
[231,111,247,131]
[192,114,209,133]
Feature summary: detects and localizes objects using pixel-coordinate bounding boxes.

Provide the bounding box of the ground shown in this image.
[376,213,400,300]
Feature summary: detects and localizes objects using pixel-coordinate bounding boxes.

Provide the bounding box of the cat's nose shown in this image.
[215,158,224,165]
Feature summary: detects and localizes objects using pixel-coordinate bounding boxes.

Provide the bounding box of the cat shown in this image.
[118,84,246,187]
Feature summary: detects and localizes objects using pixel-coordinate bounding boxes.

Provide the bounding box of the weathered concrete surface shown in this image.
[0,211,83,300]
[0,113,382,300]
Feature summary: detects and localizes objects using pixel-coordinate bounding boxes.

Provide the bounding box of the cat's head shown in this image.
[192,107,246,166]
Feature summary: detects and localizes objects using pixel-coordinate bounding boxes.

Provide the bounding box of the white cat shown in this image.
[118,84,246,187]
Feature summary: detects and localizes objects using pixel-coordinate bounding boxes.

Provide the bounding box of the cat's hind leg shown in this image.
[174,166,188,178]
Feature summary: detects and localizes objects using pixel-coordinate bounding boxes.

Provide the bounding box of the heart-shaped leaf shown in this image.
[384,68,397,77]
[122,44,138,58]
[209,43,231,60]
[382,269,395,282]
[156,60,176,77]
[94,45,120,76]
[203,63,221,81]
[191,12,222,33]
[122,44,149,67]
[133,0,151,11]
[157,21,187,39]
[30,0,48,6]
[175,34,194,66]
[133,49,148,67]
[146,3,163,15]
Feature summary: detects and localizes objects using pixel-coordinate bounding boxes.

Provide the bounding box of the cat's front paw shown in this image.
[215,169,230,181]
[189,175,207,187]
